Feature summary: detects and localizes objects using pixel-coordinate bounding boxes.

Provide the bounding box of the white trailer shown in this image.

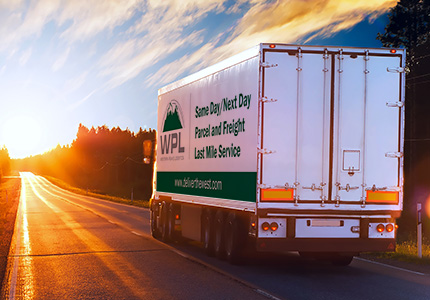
[150,43,405,265]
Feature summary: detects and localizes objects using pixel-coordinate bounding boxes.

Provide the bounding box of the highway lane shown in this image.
[2,172,430,300]
[1,173,269,300]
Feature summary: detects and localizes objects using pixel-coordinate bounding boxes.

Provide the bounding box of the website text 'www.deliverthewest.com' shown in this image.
[174,177,223,191]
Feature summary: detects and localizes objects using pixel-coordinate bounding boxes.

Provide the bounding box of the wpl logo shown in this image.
[160,100,185,154]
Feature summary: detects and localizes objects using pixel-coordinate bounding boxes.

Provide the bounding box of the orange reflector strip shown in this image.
[261,189,294,201]
[366,191,399,204]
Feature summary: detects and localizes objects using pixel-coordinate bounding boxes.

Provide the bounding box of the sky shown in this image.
[0,0,397,159]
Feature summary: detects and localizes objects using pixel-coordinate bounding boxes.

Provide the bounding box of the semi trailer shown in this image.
[150,43,405,265]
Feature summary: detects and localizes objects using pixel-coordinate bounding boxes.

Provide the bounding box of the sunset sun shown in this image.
[3,115,43,158]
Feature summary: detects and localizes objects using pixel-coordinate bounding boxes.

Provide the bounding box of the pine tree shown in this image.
[377,0,430,68]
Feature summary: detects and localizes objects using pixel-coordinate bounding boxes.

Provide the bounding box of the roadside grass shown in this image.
[43,176,150,208]
[366,240,430,265]
[0,173,21,289]
[0,173,21,226]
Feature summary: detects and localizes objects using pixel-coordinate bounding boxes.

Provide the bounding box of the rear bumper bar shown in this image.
[256,238,396,253]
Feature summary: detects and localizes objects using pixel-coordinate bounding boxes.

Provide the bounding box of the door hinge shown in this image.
[257,148,276,155]
[261,62,278,68]
[366,185,387,192]
[386,101,404,108]
[385,152,403,158]
[258,183,294,190]
[387,67,405,73]
[260,96,278,103]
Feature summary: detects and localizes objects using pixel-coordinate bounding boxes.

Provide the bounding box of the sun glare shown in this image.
[3,115,43,158]
[426,195,430,218]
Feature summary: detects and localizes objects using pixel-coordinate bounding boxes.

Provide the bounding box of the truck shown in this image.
[150,43,405,265]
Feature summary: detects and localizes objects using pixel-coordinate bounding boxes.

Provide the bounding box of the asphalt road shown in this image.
[2,172,430,300]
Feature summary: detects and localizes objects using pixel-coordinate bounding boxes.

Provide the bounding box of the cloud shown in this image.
[0,0,140,53]
[19,48,32,66]
[67,87,99,111]
[98,29,205,89]
[0,0,60,52]
[64,71,90,93]
[52,47,71,72]
[228,0,396,46]
[145,42,216,87]
[0,0,397,104]
[0,0,24,9]
[57,0,141,41]
[145,0,397,87]
[96,0,228,90]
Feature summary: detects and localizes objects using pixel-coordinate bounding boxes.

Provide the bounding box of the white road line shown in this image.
[256,289,283,300]
[8,174,26,299]
[172,249,189,259]
[131,231,143,236]
[355,257,427,276]
[166,245,283,300]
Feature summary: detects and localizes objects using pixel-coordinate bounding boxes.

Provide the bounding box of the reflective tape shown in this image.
[261,189,294,201]
[366,191,399,204]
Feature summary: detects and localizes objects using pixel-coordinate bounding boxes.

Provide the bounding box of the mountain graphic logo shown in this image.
[162,100,184,132]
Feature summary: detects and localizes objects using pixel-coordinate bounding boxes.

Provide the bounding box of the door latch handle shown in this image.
[338,184,359,192]
[303,183,325,192]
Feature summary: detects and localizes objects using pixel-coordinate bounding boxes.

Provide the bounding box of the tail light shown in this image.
[261,222,270,231]
[270,222,278,231]
[376,224,385,233]
[386,224,394,232]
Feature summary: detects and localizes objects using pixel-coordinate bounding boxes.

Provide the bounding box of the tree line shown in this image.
[14,124,156,200]
[0,147,11,182]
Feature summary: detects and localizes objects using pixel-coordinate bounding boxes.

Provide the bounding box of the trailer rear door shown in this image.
[260,47,403,206]
[260,49,331,203]
[332,51,402,204]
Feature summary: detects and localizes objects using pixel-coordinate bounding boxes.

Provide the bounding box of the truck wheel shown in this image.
[161,202,171,242]
[166,203,176,241]
[202,210,215,256]
[150,207,161,239]
[224,212,245,264]
[214,210,226,259]
[168,203,182,242]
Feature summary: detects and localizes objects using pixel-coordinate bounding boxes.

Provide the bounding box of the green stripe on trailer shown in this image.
[156,171,257,202]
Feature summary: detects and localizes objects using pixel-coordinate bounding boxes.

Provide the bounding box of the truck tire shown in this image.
[202,209,215,256]
[150,206,161,239]
[161,202,171,242]
[224,212,245,264]
[168,203,182,242]
[214,210,226,259]
[166,203,175,241]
